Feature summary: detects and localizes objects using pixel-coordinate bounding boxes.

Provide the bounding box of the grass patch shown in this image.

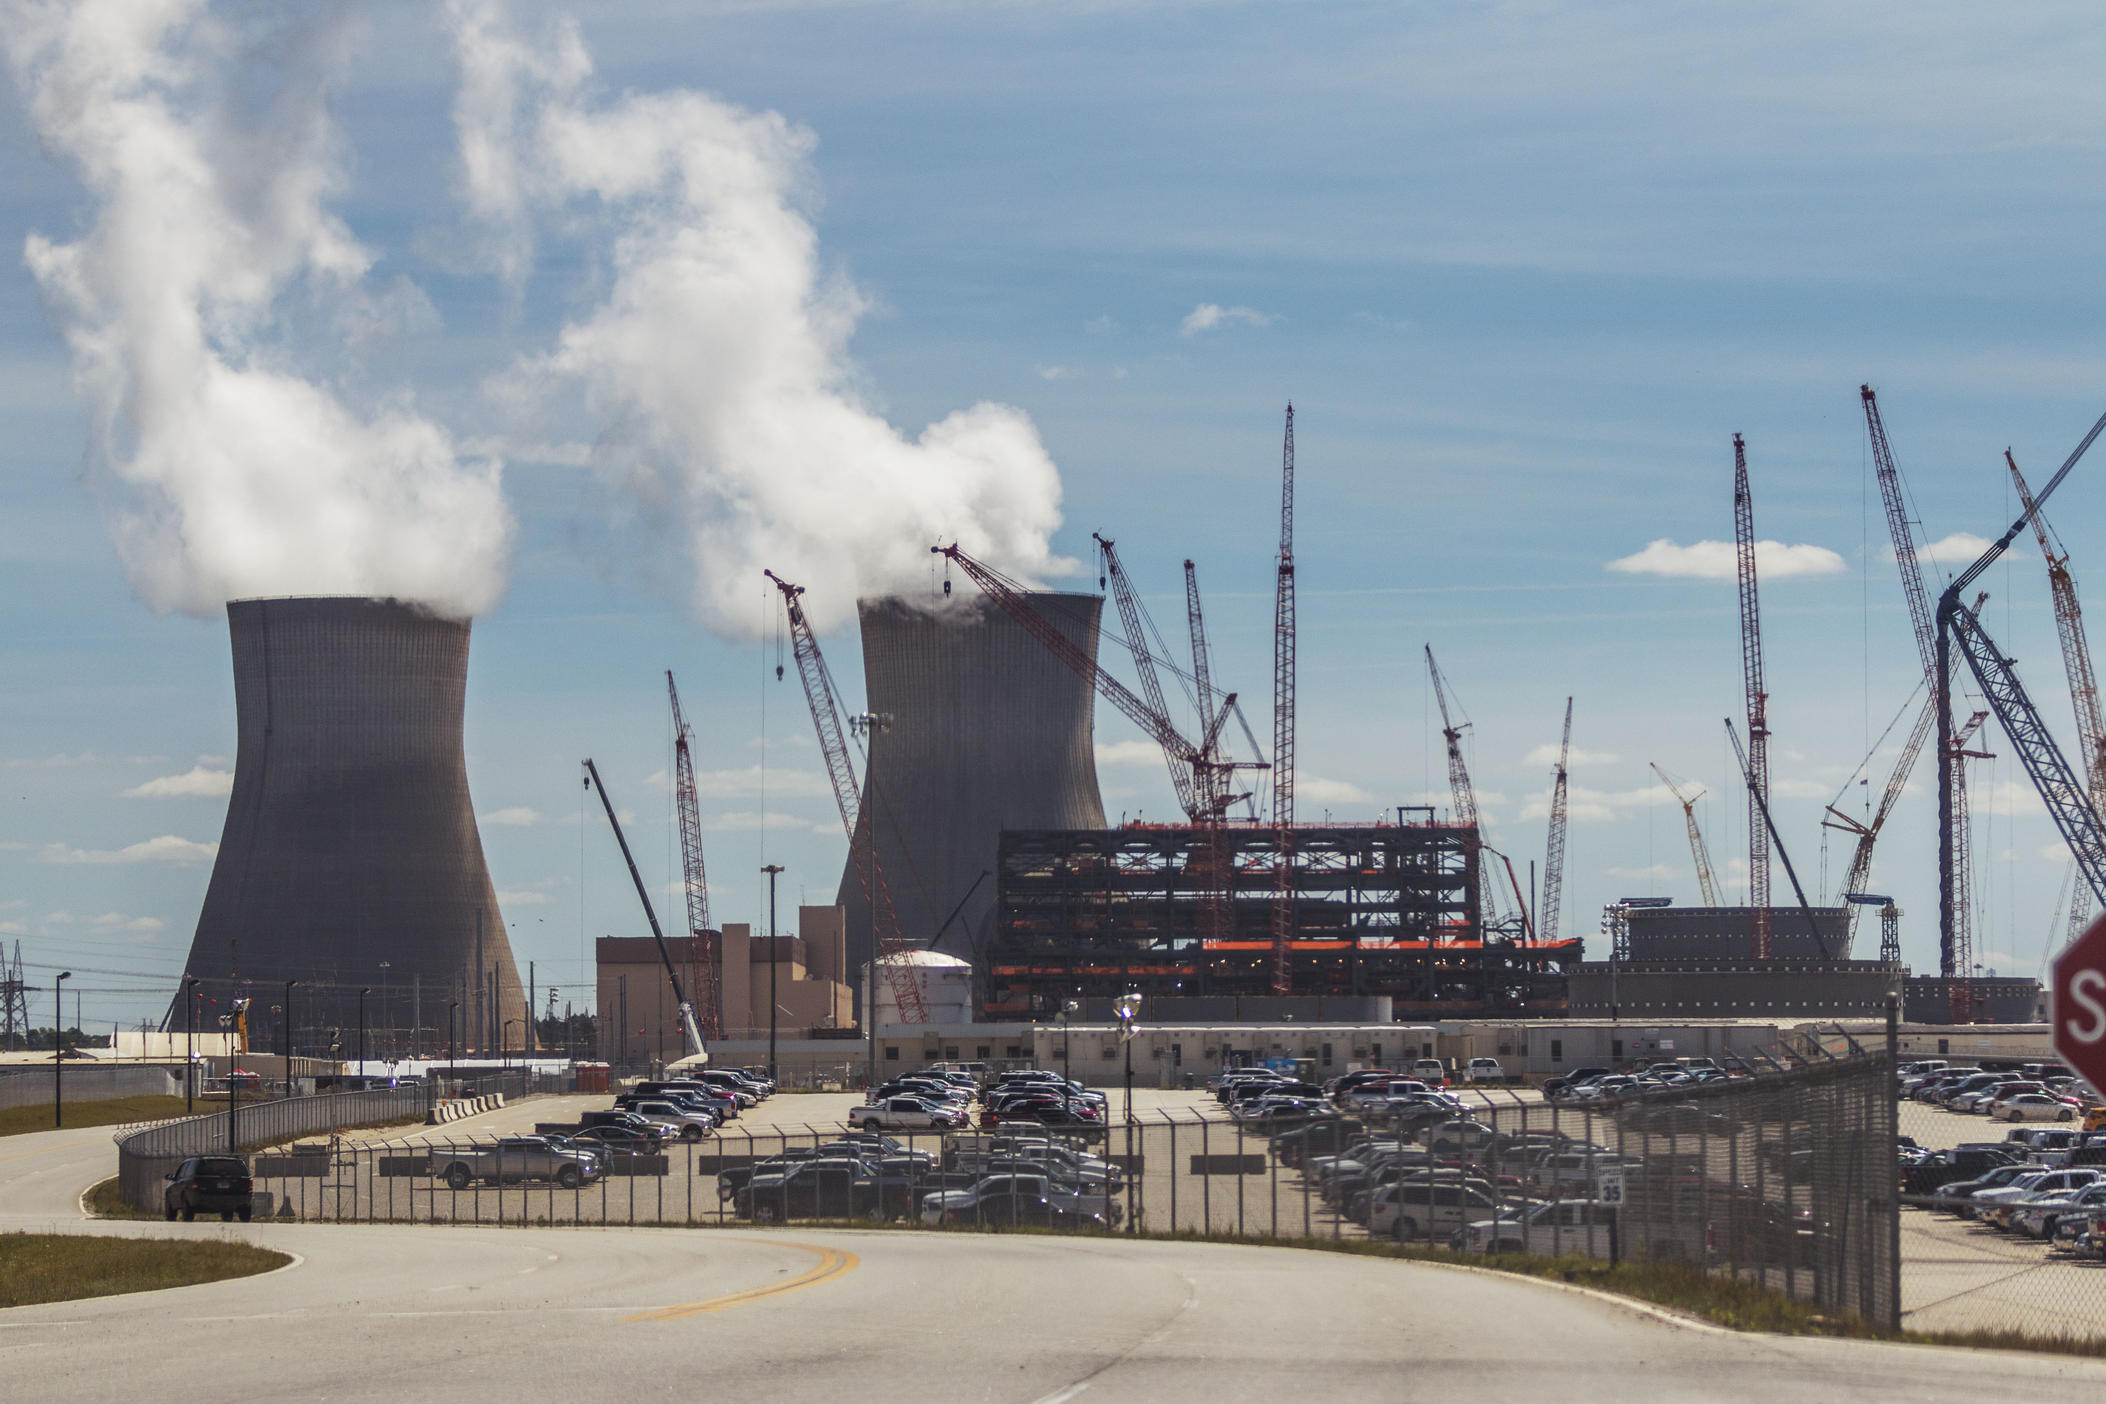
[0,1232,288,1308]
[0,1096,196,1139]
[82,1177,156,1221]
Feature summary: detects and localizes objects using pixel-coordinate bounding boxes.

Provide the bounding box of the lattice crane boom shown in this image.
[667,671,720,1040]
[1425,645,1504,929]
[1097,534,1200,817]
[1650,763,1720,907]
[1270,404,1297,996]
[1733,433,1773,958]
[2007,449,2106,944]
[1541,697,1574,943]
[762,570,928,1025]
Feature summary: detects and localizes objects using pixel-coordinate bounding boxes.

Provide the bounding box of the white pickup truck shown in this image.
[848,1095,967,1131]
[1460,1198,1705,1262]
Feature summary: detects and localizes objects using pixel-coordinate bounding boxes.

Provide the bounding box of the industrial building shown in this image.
[1566,900,1901,1020]
[835,592,1108,987]
[168,597,526,1056]
[597,906,855,1065]
[985,821,1579,1018]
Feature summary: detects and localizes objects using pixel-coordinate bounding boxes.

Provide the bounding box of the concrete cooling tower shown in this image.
[170,597,525,1056]
[838,592,1107,994]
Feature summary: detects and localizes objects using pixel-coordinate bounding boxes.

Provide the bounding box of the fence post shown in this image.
[1202,1115,1212,1237]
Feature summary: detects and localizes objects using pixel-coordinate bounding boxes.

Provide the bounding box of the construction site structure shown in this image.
[1731,433,1773,959]
[667,672,722,1040]
[986,818,1578,1018]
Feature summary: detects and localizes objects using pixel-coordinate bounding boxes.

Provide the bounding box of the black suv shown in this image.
[164,1156,254,1222]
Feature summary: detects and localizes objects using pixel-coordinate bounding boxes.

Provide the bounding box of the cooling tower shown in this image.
[839,592,1107,994]
[169,597,525,1056]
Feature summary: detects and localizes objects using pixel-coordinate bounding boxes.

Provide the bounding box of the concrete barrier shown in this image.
[425,1092,507,1125]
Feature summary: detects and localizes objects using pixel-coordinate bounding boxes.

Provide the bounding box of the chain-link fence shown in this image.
[215,1052,1898,1329]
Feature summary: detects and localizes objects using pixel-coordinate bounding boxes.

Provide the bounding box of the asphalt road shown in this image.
[7,1104,2106,1399]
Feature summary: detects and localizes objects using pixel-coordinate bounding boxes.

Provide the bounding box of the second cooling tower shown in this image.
[838,592,1107,991]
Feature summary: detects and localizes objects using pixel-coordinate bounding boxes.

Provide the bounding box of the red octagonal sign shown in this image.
[2054,912,2106,1093]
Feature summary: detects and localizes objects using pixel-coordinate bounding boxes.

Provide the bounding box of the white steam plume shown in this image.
[7,0,511,619]
[447,0,1067,635]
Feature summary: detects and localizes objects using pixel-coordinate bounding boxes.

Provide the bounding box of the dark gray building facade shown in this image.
[168,597,525,1057]
[837,592,1107,995]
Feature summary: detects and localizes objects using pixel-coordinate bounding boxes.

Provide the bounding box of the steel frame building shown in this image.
[986,821,1579,1017]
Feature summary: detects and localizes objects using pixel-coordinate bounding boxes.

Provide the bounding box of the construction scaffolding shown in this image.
[985,819,1580,1017]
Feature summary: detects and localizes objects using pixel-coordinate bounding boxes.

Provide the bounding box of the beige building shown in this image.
[597,905,854,1066]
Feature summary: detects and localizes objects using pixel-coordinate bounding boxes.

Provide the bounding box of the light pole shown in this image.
[377,961,391,1058]
[762,863,785,1081]
[448,999,460,1091]
[53,971,71,1128]
[1060,1000,1079,1110]
[357,987,370,1079]
[282,979,298,1095]
[184,976,200,1112]
[1114,991,1142,1233]
[503,1019,520,1070]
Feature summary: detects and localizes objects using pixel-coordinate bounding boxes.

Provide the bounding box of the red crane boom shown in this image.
[1270,405,1297,996]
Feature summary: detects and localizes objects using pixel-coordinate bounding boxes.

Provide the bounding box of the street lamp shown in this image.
[503,1019,521,1070]
[448,999,460,1091]
[377,961,391,1058]
[1059,1000,1080,1110]
[762,863,785,1081]
[53,971,71,1128]
[357,987,370,1079]
[282,979,298,1095]
[184,976,201,1112]
[1114,991,1142,1233]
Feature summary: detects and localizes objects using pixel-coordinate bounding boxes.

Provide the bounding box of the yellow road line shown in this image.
[625,1240,858,1323]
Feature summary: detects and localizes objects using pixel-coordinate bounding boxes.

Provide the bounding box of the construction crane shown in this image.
[1185,559,1234,944]
[763,571,929,1026]
[1732,433,1773,958]
[1270,404,1298,996]
[1426,646,1512,933]
[1097,534,1201,817]
[582,757,707,1061]
[1540,698,1574,944]
[666,672,721,1041]
[1650,764,1720,907]
[2006,449,2106,945]
[1724,719,1831,959]
[1936,404,2106,1018]
[1865,385,1988,1012]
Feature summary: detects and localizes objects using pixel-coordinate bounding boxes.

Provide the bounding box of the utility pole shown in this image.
[764,864,785,1080]
[53,971,70,1128]
[184,976,200,1112]
[357,988,369,1077]
[282,979,298,1094]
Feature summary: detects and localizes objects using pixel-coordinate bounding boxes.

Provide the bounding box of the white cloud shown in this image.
[0,921,24,937]
[1606,539,1847,581]
[704,810,828,832]
[1179,302,1274,336]
[1300,775,1375,806]
[29,835,219,865]
[479,807,542,826]
[1095,740,1165,768]
[496,889,552,906]
[124,764,233,799]
[1770,778,1833,800]
[1037,365,1085,381]
[1604,864,1678,883]
[1912,532,1995,567]
[1519,783,1673,823]
[1524,743,1620,768]
[693,765,833,799]
[1974,778,2045,818]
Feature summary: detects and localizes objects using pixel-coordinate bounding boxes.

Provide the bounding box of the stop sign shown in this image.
[2053,912,2106,1091]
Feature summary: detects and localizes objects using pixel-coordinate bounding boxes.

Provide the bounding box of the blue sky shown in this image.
[5,0,2106,1032]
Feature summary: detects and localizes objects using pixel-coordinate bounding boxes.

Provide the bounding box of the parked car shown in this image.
[921,1172,1117,1227]
[1367,1179,1504,1239]
[850,1095,968,1131]
[2010,1182,2106,1240]
[736,1160,877,1222]
[1994,1093,2080,1123]
[1464,1058,1505,1084]
[164,1155,254,1222]
[434,1137,603,1190]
